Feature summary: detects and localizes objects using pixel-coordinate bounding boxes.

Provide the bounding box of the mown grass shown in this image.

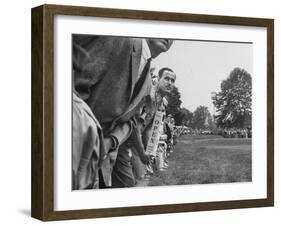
[148,135,252,186]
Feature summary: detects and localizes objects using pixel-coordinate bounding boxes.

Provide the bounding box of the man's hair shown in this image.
[158,67,174,78]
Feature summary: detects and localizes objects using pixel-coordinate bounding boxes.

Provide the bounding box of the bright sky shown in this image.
[153,40,253,114]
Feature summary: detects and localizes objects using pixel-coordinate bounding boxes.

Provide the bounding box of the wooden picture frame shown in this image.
[31,4,274,221]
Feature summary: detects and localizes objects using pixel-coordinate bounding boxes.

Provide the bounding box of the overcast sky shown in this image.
[152,40,253,114]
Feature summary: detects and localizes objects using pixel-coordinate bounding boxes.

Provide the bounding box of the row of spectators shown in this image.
[181,127,252,138]
[146,115,181,173]
[219,128,252,138]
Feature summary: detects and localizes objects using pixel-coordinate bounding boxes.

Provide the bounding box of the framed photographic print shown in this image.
[31,4,274,221]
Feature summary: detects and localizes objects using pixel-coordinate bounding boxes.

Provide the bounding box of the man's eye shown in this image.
[171,79,175,83]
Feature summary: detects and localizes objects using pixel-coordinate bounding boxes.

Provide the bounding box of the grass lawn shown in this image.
[148,135,252,186]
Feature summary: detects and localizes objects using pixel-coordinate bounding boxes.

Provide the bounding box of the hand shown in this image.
[109,150,118,166]
[103,137,113,154]
[103,137,118,166]
[140,153,154,165]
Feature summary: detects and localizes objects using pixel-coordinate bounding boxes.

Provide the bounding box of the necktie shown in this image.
[131,58,152,100]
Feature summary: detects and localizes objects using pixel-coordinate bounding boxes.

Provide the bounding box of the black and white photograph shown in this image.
[30,3,274,221]
[72,35,252,190]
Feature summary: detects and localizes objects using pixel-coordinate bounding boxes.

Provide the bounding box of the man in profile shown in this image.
[72,35,173,188]
[112,67,177,187]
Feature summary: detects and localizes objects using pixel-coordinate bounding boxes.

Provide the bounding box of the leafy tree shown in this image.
[192,106,212,129]
[212,67,252,128]
[174,107,193,126]
[166,86,182,117]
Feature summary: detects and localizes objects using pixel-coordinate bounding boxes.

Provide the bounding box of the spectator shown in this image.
[73,35,173,188]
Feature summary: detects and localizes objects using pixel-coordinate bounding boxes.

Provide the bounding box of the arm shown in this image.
[102,119,135,157]
[101,120,134,168]
[129,117,153,165]
[108,120,133,147]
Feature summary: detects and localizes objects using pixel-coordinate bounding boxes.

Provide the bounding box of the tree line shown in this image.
[166,67,252,130]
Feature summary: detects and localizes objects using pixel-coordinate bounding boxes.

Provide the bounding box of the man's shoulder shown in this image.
[73,35,138,56]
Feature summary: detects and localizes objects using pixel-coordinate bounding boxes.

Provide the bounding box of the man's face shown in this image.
[158,70,176,93]
[146,39,173,58]
[151,74,159,86]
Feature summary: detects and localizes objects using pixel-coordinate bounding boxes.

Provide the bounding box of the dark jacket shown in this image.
[73,35,151,186]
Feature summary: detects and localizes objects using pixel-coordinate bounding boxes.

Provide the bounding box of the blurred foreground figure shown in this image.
[72,92,103,189]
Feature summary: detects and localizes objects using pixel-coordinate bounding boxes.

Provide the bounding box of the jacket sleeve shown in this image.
[108,120,134,148]
[72,93,101,190]
[107,116,143,155]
